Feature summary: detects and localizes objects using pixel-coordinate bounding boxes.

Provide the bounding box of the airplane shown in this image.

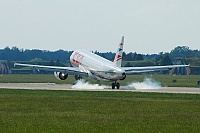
[14,36,189,89]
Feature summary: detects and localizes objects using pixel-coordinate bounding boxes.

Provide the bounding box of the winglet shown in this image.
[113,36,124,67]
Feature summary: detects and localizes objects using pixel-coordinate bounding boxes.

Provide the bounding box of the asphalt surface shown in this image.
[0,83,200,94]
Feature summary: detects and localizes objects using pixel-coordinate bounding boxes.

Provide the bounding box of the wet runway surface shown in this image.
[0,83,200,94]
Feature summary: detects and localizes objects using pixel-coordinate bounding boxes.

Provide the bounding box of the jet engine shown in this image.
[54,72,68,80]
[119,72,126,80]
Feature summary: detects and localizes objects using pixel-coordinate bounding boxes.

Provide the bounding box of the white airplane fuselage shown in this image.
[70,49,126,82]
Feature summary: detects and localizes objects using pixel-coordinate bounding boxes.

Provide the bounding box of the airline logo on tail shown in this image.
[114,36,124,67]
[115,55,122,61]
[118,43,123,52]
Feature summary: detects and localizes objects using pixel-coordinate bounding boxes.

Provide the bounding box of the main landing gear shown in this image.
[73,75,85,85]
[112,81,120,89]
[75,75,82,80]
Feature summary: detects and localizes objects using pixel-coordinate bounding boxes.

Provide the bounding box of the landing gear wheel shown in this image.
[116,82,120,89]
[112,83,115,89]
[111,82,120,89]
[73,75,84,85]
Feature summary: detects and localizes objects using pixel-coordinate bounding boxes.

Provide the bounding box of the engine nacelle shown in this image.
[119,73,126,80]
[54,72,68,80]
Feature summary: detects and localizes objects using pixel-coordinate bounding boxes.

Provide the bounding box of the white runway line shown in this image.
[0,83,200,94]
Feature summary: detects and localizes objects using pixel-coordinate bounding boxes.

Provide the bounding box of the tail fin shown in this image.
[113,36,124,67]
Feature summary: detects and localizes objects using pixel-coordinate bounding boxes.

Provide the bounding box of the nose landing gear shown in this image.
[112,81,120,89]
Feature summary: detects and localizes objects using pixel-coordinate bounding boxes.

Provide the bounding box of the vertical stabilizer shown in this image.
[114,36,124,67]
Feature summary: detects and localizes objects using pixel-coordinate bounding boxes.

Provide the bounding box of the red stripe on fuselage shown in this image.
[72,59,82,65]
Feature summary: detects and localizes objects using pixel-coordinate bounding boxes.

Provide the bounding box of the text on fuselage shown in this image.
[71,52,84,65]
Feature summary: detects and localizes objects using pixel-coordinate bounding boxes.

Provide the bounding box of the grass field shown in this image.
[0,74,199,87]
[0,89,200,133]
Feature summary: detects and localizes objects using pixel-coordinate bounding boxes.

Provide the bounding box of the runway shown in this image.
[0,83,200,94]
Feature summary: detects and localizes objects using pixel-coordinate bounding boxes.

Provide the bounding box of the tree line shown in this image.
[0,46,199,66]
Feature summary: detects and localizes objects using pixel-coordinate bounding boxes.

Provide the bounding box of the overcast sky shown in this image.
[0,0,199,54]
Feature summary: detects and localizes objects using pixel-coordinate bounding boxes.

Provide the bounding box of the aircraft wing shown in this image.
[122,64,189,74]
[14,63,88,77]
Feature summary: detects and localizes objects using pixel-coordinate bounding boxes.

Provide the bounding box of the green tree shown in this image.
[124,62,132,67]
[170,46,192,58]
[123,53,134,61]
[56,59,61,66]
[160,55,172,65]
[134,53,144,60]
[156,54,172,66]
[50,60,55,66]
